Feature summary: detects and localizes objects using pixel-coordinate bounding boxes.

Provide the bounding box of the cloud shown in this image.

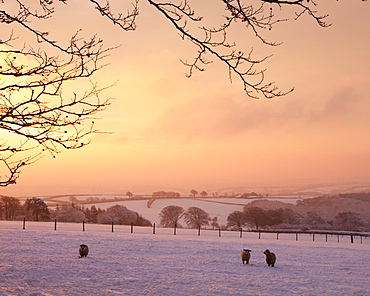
[143,75,369,143]
[321,78,360,117]
[144,94,288,142]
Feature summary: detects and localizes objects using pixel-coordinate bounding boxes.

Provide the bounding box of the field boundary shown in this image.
[10,219,370,245]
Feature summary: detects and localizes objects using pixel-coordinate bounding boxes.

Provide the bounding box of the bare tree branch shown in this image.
[0,1,116,185]
[90,0,139,31]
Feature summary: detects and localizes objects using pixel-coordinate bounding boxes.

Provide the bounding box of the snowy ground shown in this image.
[1,221,369,296]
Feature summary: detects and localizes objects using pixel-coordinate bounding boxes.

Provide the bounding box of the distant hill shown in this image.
[245,193,370,223]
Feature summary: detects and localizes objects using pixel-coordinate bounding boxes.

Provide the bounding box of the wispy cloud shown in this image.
[143,75,369,143]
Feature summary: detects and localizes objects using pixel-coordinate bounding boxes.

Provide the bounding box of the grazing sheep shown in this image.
[263,249,276,267]
[79,244,89,258]
[241,249,251,264]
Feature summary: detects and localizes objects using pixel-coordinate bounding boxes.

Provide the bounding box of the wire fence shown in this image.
[12,218,370,245]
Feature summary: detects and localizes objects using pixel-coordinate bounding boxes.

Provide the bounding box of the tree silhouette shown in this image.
[227,210,247,229]
[211,216,220,230]
[302,211,330,229]
[24,197,50,221]
[190,190,198,197]
[97,205,137,225]
[0,196,20,219]
[134,213,152,226]
[244,206,268,229]
[53,205,85,223]
[200,191,208,197]
[184,206,210,228]
[1,1,363,185]
[334,212,368,232]
[159,205,185,228]
[90,205,99,223]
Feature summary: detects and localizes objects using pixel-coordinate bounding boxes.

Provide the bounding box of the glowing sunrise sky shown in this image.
[1,1,370,196]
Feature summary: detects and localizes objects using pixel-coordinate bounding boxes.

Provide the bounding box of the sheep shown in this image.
[263,249,276,267]
[240,249,251,264]
[79,244,89,258]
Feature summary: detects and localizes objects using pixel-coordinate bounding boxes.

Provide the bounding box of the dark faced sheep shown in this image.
[79,244,89,258]
[263,249,276,267]
[241,249,251,264]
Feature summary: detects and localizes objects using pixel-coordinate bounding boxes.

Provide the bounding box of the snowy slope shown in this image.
[1,221,369,296]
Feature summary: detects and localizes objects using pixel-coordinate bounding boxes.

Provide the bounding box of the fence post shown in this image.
[240,228,243,238]
[276,232,279,240]
[337,235,340,243]
[312,233,315,241]
[153,223,156,234]
[258,231,261,239]
[130,222,134,233]
[54,219,57,231]
[296,233,298,241]
[82,220,85,232]
[218,228,221,237]
[112,222,114,232]
[326,234,328,242]
[23,217,26,230]
[360,236,363,244]
[174,223,177,235]
[198,226,201,236]
[350,235,354,243]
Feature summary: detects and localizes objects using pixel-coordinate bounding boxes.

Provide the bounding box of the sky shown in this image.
[1,0,370,196]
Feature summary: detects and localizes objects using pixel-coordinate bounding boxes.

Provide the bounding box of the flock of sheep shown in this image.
[80,244,276,267]
[241,249,276,267]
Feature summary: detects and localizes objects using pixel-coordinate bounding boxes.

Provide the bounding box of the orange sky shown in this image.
[1,1,370,196]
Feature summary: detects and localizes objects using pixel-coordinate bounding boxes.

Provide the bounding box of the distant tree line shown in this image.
[0,196,50,221]
[189,190,211,197]
[54,203,151,226]
[222,193,370,232]
[188,190,262,198]
[2,193,369,232]
[152,191,181,198]
[336,193,370,202]
[0,196,151,226]
[159,193,370,232]
[159,205,217,229]
[226,206,369,232]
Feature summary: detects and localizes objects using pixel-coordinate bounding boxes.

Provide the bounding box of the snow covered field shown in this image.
[1,221,369,296]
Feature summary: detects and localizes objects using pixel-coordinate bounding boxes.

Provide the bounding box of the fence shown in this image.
[17,218,370,245]
[248,229,369,244]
